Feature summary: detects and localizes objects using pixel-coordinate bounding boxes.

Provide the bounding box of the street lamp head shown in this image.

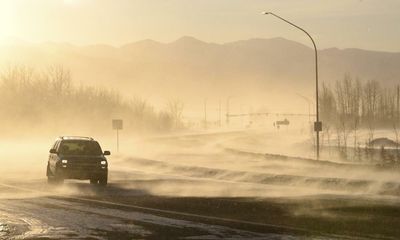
[262,11,272,15]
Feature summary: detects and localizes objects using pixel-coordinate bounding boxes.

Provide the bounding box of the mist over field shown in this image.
[2,37,400,138]
[1,1,400,239]
[1,36,400,195]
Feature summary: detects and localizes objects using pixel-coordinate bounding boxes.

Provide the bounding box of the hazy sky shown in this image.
[0,0,399,51]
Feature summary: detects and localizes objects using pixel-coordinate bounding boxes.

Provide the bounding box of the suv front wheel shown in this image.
[47,167,64,185]
[99,176,107,186]
[90,176,107,186]
[47,175,64,185]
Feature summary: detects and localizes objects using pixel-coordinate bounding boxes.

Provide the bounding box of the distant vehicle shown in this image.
[274,118,290,129]
[368,137,399,149]
[47,136,110,186]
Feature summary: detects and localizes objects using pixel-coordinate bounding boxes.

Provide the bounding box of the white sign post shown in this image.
[112,119,123,152]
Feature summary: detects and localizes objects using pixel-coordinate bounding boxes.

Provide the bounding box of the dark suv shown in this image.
[47,136,110,186]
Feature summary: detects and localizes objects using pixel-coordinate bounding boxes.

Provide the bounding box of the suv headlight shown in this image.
[100,160,107,165]
[61,159,68,164]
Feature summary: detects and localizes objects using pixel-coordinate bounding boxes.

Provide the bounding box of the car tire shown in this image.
[99,176,107,186]
[48,176,63,185]
[53,168,64,185]
[90,179,98,184]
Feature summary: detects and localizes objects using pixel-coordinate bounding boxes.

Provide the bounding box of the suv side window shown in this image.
[54,140,61,152]
[51,141,57,150]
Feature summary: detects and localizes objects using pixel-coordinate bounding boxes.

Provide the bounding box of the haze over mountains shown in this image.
[1,36,399,111]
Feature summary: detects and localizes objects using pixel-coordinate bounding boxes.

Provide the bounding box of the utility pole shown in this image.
[204,98,207,130]
[219,98,222,127]
[226,96,234,126]
[397,85,400,122]
[116,129,119,152]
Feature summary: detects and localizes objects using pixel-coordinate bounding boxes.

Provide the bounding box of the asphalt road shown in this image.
[1,130,400,239]
[0,181,311,240]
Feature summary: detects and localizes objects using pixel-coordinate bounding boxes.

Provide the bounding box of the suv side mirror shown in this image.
[49,149,57,154]
[104,151,111,156]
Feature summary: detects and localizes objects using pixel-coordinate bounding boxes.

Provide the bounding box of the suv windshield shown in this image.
[58,140,103,156]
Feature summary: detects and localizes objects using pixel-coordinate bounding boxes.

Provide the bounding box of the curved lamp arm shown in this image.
[262,11,320,158]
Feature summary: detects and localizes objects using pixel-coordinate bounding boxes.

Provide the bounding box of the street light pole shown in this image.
[204,98,208,130]
[226,96,234,126]
[219,98,222,127]
[262,11,321,159]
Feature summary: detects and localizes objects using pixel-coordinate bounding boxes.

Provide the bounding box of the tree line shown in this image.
[319,74,400,149]
[0,65,185,135]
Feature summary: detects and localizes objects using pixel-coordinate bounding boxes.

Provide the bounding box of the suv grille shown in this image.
[65,157,102,171]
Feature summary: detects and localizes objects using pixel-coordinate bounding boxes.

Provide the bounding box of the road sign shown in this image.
[314,121,322,132]
[112,119,123,130]
[112,119,123,152]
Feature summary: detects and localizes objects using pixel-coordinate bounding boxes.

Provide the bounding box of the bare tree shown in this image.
[46,65,72,97]
[323,122,332,155]
[367,118,375,145]
[393,121,400,160]
[0,64,180,134]
[320,83,336,122]
[130,97,150,129]
[167,99,185,129]
[352,78,361,149]
[363,80,380,124]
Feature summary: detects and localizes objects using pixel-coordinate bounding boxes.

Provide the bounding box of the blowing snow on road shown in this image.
[0,130,399,239]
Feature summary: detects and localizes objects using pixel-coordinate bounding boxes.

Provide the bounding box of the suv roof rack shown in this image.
[59,136,94,141]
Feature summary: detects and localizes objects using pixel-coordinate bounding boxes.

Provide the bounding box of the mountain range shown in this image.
[1,36,399,111]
